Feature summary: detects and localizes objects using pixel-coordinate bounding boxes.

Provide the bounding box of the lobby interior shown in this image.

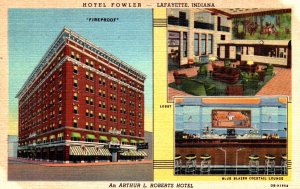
[167,8,291,101]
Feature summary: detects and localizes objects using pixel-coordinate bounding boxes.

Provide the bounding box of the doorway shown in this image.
[168,31,180,70]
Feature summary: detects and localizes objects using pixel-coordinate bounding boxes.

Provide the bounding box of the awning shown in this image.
[120,150,147,157]
[99,136,108,141]
[121,138,129,143]
[138,140,144,143]
[111,137,119,142]
[85,147,98,156]
[97,148,112,156]
[71,132,81,138]
[86,134,96,140]
[130,139,137,144]
[69,146,84,156]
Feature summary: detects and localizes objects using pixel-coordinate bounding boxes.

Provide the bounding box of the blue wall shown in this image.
[175,98,287,138]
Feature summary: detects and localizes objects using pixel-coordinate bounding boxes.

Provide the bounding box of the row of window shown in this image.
[73,64,142,92]
[194,33,213,56]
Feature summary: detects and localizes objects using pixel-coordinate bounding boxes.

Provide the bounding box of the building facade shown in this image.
[16,27,147,163]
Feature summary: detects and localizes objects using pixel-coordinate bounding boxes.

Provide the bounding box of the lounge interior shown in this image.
[167,8,291,100]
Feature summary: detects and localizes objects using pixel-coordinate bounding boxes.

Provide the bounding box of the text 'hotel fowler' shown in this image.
[16,27,148,163]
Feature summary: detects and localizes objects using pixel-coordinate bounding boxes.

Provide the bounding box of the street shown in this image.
[8,159,153,181]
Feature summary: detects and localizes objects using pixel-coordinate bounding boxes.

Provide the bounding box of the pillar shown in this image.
[63,146,70,163]
[188,9,195,60]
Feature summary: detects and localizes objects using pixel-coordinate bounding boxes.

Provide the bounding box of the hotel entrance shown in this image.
[168,31,180,70]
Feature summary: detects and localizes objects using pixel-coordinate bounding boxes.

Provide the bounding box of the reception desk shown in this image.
[175,138,287,166]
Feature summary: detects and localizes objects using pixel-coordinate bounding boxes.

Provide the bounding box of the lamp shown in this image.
[247,60,254,65]
[209,56,217,62]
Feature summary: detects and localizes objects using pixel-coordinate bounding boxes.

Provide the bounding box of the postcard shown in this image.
[1,0,299,189]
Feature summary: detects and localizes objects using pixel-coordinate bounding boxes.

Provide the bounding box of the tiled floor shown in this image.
[168,64,291,101]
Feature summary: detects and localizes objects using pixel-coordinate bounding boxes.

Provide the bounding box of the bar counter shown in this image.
[175,138,287,166]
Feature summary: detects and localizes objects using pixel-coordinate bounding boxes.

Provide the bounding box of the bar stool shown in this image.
[185,154,196,174]
[248,154,260,174]
[200,153,211,174]
[280,154,287,175]
[264,154,276,175]
[175,154,182,174]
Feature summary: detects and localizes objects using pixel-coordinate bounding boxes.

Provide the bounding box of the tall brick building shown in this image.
[16,27,147,163]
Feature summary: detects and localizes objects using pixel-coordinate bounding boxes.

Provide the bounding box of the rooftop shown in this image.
[16,27,146,98]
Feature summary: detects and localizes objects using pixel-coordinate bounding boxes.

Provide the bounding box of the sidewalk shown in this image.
[9,157,153,167]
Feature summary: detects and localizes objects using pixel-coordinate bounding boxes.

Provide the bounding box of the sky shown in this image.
[8,9,153,134]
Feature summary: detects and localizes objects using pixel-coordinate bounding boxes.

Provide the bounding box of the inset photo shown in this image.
[167,9,291,101]
[174,97,288,175]
[8,9,153,181]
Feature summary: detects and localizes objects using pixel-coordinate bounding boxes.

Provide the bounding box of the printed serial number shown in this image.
[270,184,288,187]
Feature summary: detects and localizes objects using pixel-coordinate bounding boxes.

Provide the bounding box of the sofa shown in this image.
[226,85,244,96]
[263,64,274,76]
[241,72,259,89]
[173,71,188,85]
[238,61,259,73]
[212,66,241,84]
[181,79,216,96]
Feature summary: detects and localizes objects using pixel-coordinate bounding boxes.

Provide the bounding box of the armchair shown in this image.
[173,71,188,85]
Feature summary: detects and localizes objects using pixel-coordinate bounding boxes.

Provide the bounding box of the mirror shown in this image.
[212,110,251,128]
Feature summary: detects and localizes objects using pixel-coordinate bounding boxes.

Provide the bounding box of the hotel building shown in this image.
[16,27,147,163]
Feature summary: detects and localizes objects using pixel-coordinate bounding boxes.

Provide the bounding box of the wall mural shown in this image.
[232,13,291,40]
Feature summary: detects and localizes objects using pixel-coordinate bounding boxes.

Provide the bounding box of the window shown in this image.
[59,120,62,127]
[221,35,226,40]
[59,67,62,75]
[86,97,89,104]
[73,93,78,101]
[90,98,94,105]
[59,81,62,88]
[89,73,94,81]
[73,106,78,114]
[85,84,89,92]
[183,32,187,57]
[71,51,75,58]
[59,107,62,114]
[73,79,78,87]
[208,34,213,54]
[71,136,80,141]
[85,109,89,117]
[90,86,94,93]
[76,53,80,61]
[90,122,94,128]
[73,119,78,127]
[86,71,89,79]
[194,33,199,56]
[57,133,64,141]
[90,110,94,118]
[201,34,207,55]
[85,122,89,129]
[73,66,78,74]
[85,59,89,66]
[90,61,94,67]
